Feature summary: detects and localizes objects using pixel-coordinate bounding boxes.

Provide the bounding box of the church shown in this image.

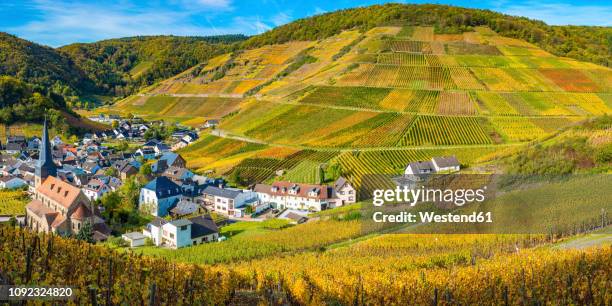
[25,120,110,241]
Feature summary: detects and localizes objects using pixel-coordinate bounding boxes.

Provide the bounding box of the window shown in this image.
[169,233,174,239]
[180,225,187,231]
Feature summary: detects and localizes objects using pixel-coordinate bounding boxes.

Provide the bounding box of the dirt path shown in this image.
[553,229,612,250]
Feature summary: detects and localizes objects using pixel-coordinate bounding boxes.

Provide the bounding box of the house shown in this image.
[181,132,198,144]
[51,136,63,147]
[135,148,156,160]
[283,212,309,224]
[158,152,186,168]
[81,161,101,174]
[113,159,139,180]
[169,199,200,217]
[139,176,182,217]
[332,177,357,207]
[153,143,170,156]
[254,182,333,211]
[164,166,194,182]
[203,119,219,128]
[171,140,189,151]
[82,178,111,201]
[143,215,218,248]
[201,186,258,216]
[405,161,435,176]
[404,156,461,177]
[5,136,26,154]
[0,176,27,189]
[122,232,147,247]
[431,156,461,173]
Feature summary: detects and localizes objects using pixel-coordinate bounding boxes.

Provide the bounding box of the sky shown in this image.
[1,0,610,47]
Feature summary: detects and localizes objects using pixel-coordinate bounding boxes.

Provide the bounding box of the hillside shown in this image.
[242,4,612,67]
[0,32,95,102]
[59,35,245,98]
[108,24,612,187]
[0,76,106,135]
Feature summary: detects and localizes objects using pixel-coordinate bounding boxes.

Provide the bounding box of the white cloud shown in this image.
[271,12,292,26]
[6,0,240,46]
[233,16,272,34]
[499,2,612,26]
[196,0,232,9]
[313,7,327,15]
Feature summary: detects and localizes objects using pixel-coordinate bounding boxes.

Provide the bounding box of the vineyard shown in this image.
[90,25,612,193]
[231,234,611,305]
[135,219,362,264]
[0,189,29,215]
[399,115,492,146]
[225,150,338,186]
[2,226,608,305]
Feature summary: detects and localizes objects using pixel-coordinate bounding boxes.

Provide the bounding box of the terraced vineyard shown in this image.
[101,25,611,188]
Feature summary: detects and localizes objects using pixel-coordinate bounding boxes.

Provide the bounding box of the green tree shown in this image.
[76,221,95,243]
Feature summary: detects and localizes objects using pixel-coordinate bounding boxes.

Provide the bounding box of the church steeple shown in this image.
[35,118,57,187]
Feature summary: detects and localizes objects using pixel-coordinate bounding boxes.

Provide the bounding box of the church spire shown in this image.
[35,118,57,187]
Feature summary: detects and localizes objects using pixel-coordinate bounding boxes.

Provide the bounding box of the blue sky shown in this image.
[1,0,610,47]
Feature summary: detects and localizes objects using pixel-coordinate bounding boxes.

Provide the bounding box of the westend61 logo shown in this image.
[372,185,487,207]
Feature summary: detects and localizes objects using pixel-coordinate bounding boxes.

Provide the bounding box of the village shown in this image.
[0,116,460,250]
[0,117,363,249]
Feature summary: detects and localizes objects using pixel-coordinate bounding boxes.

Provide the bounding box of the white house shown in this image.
[135,148,156,160]
[201,186,258,217]
[405,156,460,176]
[254,182,333,212]
[143,215,219,249]
[431,156,461,173]
[332,177,356,207]
[82,178,111,201]
[122,232,146,247]
[139,176,182,217]
[0,176,27,189]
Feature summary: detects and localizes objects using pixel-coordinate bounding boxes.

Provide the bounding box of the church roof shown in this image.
[37,176,83,209]
[71,204,93,220]
[35,119,57,178]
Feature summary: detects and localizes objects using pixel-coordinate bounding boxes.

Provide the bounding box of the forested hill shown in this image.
[242,3,611,67]
[0,33,244,103]
[0,32,95,101]
[58,35,245,97]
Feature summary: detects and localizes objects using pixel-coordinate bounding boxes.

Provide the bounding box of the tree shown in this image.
[116,140,129,153]
[111,120,119,129]
[105,167,118,177]
[76,221,95,243]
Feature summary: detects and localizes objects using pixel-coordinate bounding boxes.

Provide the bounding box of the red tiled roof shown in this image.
[50,215,66,228]
[37,176,83,209]
[26,199,55,217]
[71,204,93,220]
